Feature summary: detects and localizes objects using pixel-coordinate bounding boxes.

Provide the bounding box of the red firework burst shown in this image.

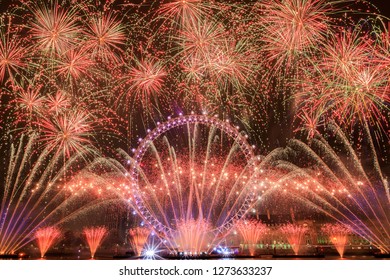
[157,0,208,28]
[35,226,61,258]
[179,18,225,60]
[257,0,330,70]
[46,90,71,115]
[84,11,126,62]
[121,57,167,105]
[55,47,95,80]
[15,84,45,116]
[303,29,390,127]
[38,109,95,157]
[0,31,27,85]
[29,1,79,54]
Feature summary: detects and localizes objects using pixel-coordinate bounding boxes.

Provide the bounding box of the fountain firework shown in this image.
[35,226,61,258]
[174,219,211,255]
[322,223,352,258]
[0,134,109,255]
[128,115,259,253]
[128,227,151,256]
[83,226,108,259]
[262,123,389,253]
[279,224,308,255]
[235,220,268,256]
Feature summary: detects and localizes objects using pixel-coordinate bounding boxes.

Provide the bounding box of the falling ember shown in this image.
[235,220,268,256]
[83,226,108,259]
[322,223,352,258]
[128,227,151,256]
[35,227,61,258]
[280,224,307,255]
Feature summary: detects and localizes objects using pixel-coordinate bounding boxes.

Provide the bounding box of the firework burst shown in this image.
[0,0,389,260]
[279,223,308,255]
[322,223,352,258]
[83,11,126,62]
[157,0,210,28]
[297,28,390,130]
[175,219,211,254]
[46,90,71,115]
[256,0,330,71]
[38,110,95,157]
[177,18,226,61]
[236,220,268,256]
[55,47,95,80]
[14,84,46,125]
[29,1,79,54]
[118,56,167,113]
[264,123,390,253]
[0,30,27,85]
[83,226,108,259]
[128,227,151,256]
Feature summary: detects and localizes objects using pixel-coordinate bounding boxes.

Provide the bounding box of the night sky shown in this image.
[369,0,390,17]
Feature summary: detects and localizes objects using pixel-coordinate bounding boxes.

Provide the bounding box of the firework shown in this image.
[256,0,330,71]
[83,11,126,62]
[175,219,211,254]
[235,220,268,256]
[128,227,151,256]
[297,28,390,130]
[265,123,390,253]
[0,0,389,260]
[157,0,210,28]
[46,90,71,115]
[29,1,80,54]
[83,226,108,258]
[177,19,226,64]
[35,226,61,258]
[322,223,352,258]
[38,110,95,157]
[15,84,45,117]
[118,56,167,113]
[0,134,104,255]
[128,115,258,253]
[279,223,308,255]
[55,47,95,80]
[0,30,27,85]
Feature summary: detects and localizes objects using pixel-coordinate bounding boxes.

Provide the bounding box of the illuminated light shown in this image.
[35,227,61,258]
[145,249,155,258]
[83,227,108,259]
